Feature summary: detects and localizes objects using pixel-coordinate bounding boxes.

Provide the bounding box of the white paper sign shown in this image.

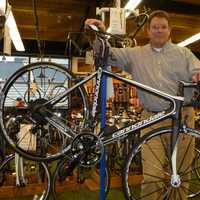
[85,50,94,65]
[110,8,126,35]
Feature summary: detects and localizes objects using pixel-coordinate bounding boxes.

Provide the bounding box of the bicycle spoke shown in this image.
[141,157,170,176]
[146,142,166,171]
[160,135,170,165]
[177,136,193,172]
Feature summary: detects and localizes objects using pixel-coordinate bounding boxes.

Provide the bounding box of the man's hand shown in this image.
[85,19,106,32]
[192,72,200,82]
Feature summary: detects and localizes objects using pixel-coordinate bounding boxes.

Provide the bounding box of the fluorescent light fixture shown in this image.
[107,27,111,33]
[0,55,15,62]
[5,10,25,51]
[124,0,142,17]
[178,32,200,47]
[0,0,6,14]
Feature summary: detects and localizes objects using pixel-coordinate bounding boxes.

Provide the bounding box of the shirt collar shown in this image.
[150,41,171,53]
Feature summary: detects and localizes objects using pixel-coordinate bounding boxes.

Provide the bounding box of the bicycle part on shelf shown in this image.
[71,132,104,167]
[121,37,133,47]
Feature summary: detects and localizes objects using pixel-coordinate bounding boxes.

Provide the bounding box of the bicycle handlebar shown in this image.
[179,80,200,88]
[178,80,200,107]
[85,24,126,42]
[178,80,200,95]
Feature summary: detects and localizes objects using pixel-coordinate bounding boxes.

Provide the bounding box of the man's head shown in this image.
[147,10,171,48]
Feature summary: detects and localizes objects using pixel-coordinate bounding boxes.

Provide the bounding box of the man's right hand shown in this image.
[85,19,106,32]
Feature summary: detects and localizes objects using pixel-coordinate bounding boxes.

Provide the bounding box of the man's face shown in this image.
[147,17,171,48]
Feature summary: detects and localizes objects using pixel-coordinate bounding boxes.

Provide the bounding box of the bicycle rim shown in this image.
[0,62,89,161]
[123,127,200,200]
[0,154,51,200]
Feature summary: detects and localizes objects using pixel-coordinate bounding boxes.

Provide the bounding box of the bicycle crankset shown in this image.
[71,132,104,167]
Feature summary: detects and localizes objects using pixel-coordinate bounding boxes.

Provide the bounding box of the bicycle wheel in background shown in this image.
[0,154,51,200]
[52,157,110,200]
[0,62,89,161]
[123,127,200,200]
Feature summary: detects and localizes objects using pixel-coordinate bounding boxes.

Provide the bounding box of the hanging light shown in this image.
[5,7,25,51]
[0,0,6,14]
[124,0,142,17]
[178,32,200,47]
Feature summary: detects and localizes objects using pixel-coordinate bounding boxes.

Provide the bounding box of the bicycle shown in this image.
[0,24,200,200]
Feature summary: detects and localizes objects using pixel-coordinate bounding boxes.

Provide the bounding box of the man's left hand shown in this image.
[192,72,200,82]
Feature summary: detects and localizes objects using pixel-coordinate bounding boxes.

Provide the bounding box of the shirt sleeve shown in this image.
[185,48,200,77]
[93,37,133,74]
[107,47,133,73]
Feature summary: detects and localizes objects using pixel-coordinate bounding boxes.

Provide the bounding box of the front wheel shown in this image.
[123,127,200,200]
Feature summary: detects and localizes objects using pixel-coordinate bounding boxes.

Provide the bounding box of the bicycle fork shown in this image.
[170,100,183,188]
[171,142,181,187]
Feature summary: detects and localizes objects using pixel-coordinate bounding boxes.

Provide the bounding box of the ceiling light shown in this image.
[5,9,25,51]
[177,32,200,47]
[0,55,15,62]
[0,0,6,14]
[124,0,142,17]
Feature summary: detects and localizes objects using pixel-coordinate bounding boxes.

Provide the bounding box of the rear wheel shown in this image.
[123,127,200,200]
[0,62,89,161]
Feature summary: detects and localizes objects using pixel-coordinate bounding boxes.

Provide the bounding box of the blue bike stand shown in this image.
[100,74,107,200]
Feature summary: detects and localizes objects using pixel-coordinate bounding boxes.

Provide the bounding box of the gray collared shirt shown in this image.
[102,41,200,111]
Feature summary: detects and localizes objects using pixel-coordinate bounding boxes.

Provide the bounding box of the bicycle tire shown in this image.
[52,157,110,199]
[0,153,51,200]
[123,126,200,199]
[0,61,89,161]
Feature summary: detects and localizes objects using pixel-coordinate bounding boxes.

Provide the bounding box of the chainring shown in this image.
[71,132,104,167]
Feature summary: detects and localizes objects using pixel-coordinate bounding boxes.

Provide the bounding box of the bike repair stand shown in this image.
[98,1,125,199]
[100,73,107,200]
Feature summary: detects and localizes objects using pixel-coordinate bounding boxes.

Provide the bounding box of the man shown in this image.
[85,10,200,199]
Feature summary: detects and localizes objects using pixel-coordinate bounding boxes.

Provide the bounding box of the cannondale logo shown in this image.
[112,111,165,139]
[92,70,102,117]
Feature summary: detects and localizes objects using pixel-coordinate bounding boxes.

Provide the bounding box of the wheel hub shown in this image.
[171,174,181,188]
[28,98,52,124]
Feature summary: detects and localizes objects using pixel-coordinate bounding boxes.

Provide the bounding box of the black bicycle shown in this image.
[1,24,200,199]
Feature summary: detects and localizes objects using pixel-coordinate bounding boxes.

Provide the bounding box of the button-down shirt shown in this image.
[104,41,200,111]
